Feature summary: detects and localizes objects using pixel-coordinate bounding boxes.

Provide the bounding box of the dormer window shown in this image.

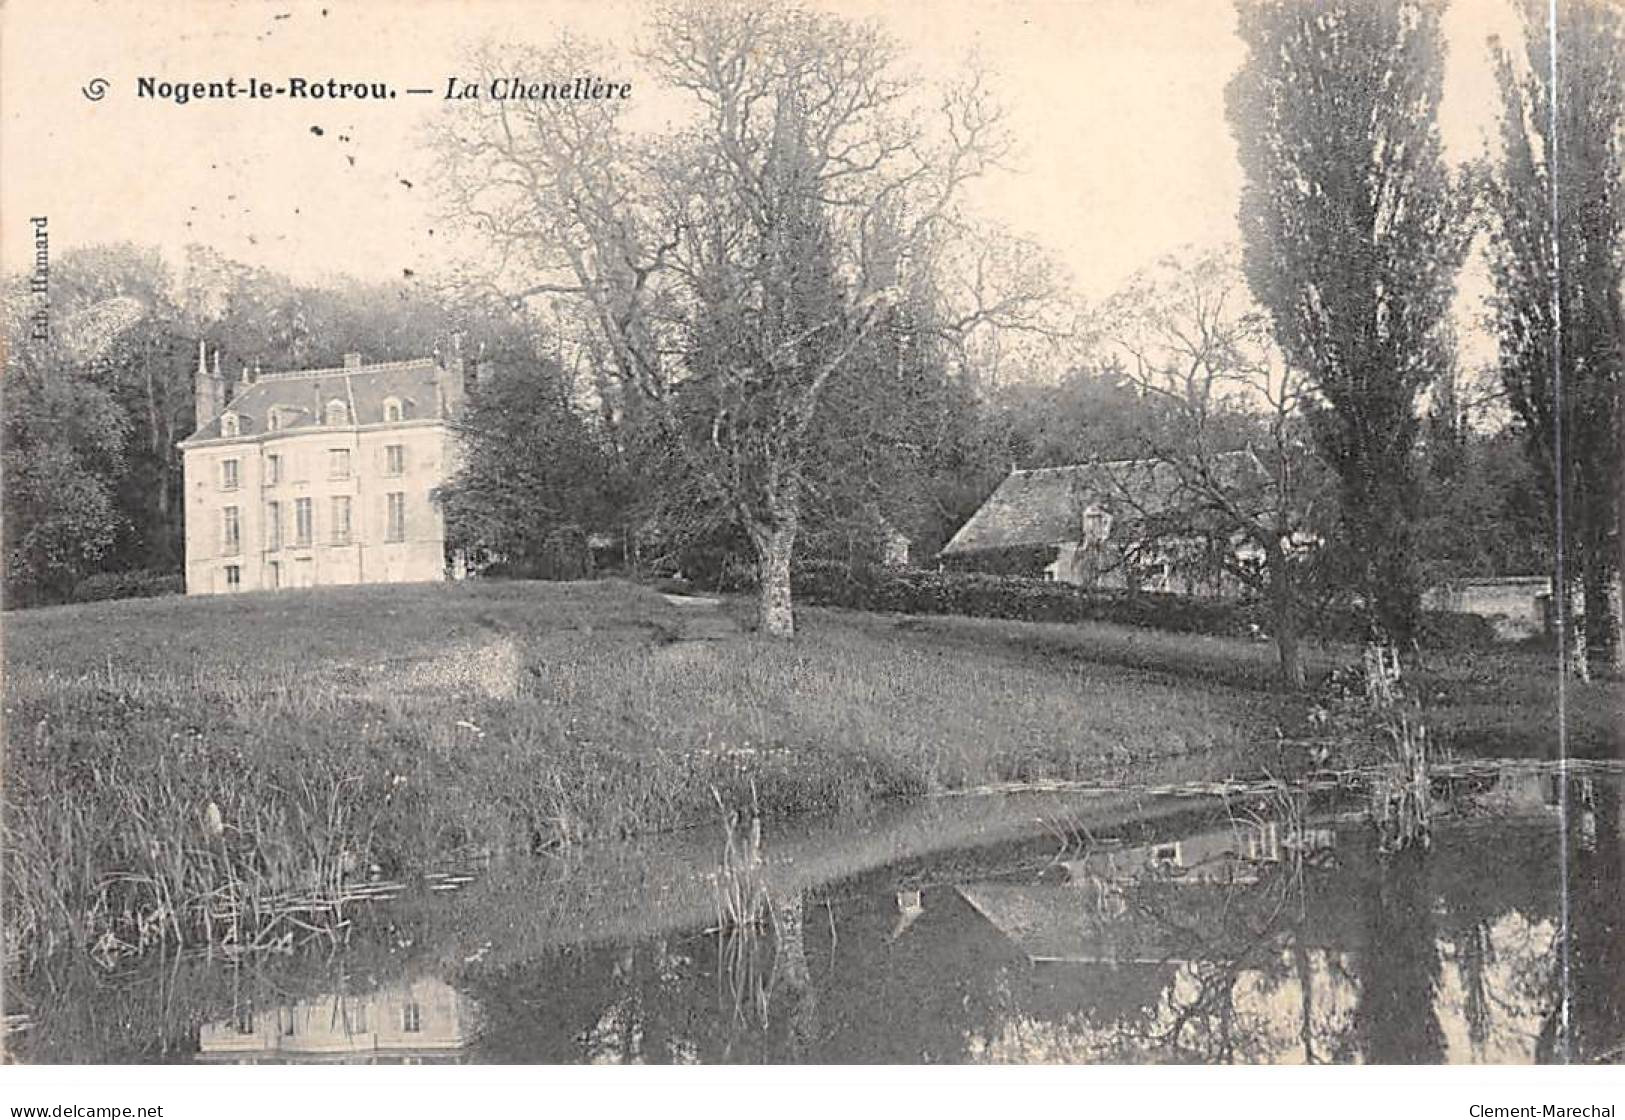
[325,399,350,426]
[1081,504,1114,545]
[220,412,240,438]
[267,410,282,432]
[383,397,403,423]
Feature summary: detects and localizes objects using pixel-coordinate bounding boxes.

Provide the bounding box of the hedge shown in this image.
[794,560,1498,651]
[70,569,185,603]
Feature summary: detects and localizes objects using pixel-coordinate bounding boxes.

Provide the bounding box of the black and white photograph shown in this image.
[0,0,1620,1110]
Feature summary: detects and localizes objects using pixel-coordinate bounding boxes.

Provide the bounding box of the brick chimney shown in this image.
[438,342,466,418]
[193,340,222,431]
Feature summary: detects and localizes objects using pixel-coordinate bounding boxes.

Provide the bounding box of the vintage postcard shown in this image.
[1,0,1619,1110]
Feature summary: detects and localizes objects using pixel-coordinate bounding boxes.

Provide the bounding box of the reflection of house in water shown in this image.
[959,816,1345,967]
[444,773,1598,1064]
[952,800,1572,1063]
[1466,769,1563,815]
[198,977,478,1063]
[1064,818,1337,888]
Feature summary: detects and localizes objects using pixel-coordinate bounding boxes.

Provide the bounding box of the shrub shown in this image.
[476,525,596,581]
[796,560,1256,635]
[70,569,184,604]
[1415,610,1498,651]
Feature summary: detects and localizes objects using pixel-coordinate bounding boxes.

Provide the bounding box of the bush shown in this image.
[70,569,184,603]
[1415,610,1499,651]
[473,525,597,582]
[797,560,1257,635]
[795,560,1496,650]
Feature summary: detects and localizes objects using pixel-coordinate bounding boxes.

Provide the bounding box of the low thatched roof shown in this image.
[940,453,1262,558]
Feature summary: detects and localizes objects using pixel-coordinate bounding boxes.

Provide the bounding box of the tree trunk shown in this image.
[774,892,818,1061]
[1553,575,1590,681]
[1580,551,1620,674]
[754,515,798,638]
[1293,935,1317,1063]
[1268,539,1306,690]
[1370,549,1419,653]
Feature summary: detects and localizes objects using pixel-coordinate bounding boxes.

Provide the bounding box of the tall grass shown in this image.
[3,668,390,965]
[1361,645,1432,853]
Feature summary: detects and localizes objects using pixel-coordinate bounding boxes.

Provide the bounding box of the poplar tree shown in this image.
[1227,0,1470,647]
[1485,0,1624,669]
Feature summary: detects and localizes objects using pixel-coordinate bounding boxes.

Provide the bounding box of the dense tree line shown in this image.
[0,235,1567,632]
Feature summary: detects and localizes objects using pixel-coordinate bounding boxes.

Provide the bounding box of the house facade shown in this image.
[178,346,465,595]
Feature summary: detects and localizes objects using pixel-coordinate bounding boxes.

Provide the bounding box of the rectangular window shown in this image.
[329,448,351,479]
[331,496,352,546]
[221,458,240,491]
[267,560,280,589]
[386,492,406,542]
[294,498,312,547]
[385,444,405,476]
[266,454,281,485]
[221,506,240,555]
[402,1003,422,1033]
[265,501,282,551]
[224,564,241,591]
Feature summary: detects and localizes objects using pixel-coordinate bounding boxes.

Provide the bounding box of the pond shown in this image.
[8,761,1622,1065]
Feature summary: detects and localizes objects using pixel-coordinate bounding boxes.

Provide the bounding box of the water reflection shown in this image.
[197,976,478,1063]
[451,770,1617,1064]
[7,765,1621,1065]
[1540,775,1625,1063]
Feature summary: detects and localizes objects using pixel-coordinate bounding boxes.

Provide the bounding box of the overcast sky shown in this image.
[2,0,1522,304]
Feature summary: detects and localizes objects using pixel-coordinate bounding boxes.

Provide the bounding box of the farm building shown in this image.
[1422,575,1624,643]
[938,453,1298,595]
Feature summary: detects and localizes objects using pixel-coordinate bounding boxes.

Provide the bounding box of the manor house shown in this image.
[178,345,465,594]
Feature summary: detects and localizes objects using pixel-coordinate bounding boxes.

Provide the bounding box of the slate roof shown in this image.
[940,452,1263,557]
[181,357,454,444]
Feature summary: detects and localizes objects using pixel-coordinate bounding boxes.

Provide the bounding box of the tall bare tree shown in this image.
[432,3,1015,635]
[1227,0,1471,649]
[1485,0,1624,671]
[1106,249,1329,688]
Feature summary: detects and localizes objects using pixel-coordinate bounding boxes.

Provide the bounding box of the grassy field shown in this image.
[4,578,1615,965]
[1408,644,1622,761]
